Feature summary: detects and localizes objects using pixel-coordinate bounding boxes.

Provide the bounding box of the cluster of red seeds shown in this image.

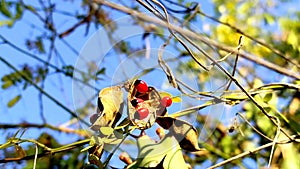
[132,80,172,120]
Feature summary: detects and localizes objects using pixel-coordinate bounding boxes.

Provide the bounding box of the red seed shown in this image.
[134,80,148,93]
[160,96,172,107]
[134,108,149,120]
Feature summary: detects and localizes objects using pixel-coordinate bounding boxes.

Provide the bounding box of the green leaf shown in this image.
[15,3,23,20]
[99,127,114,135]
[263,13,275,25]
[135,135,188,169]
[96,68,105,76]
[0,19,14,27]
[102,136,122,145]
[281,143,300,169]
[0,0,12,18]
[1,80,13,89]
[264,93,273,103]
[7,95,21,108]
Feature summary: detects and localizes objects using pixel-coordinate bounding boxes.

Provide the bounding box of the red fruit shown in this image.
[134,108,149,120]
[89,113,99,124]
[134,80,148,93]
[160,96,172,107]
[130,98,144,108]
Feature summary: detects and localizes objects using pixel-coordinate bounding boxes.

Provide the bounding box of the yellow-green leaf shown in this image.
[172,96,182,103]
[0,0,12,18]
[7,95,21,108]
[135,135,188,169]
[1,80,13,89]
[0,20,14,27]
[99,127,114,136]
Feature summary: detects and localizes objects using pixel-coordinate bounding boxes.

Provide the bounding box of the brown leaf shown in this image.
[14,144,26,158]
[91,86,124,131]
[156,116,201,152]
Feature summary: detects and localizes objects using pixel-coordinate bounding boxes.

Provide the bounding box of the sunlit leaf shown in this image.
[91,86,124,131]
[99,127,114,136]
[281,143,300,169]
[263,93,273,103]
[172,96,182,103]
[135,135,188,169]
[0,19,14,27]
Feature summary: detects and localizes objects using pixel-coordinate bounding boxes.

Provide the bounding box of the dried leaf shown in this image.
[14,144,26,158]
[88,144,104,160]
[156,116,201,151]
[91,86,124,131]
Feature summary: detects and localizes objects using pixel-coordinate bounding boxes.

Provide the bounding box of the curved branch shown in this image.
[94,0,300,80]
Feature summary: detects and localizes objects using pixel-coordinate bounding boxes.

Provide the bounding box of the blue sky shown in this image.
[0,0,298,168]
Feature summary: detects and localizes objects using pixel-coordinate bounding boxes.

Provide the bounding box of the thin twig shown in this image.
[225,36,244,90]
[197,10,300,69]
[0,139,90,163]
[0,56,90,127]
[177,32,293,140]
[237,113,273,142]
[0,35,98,91]
[33,144,38,169]
[95,0,300,80]
[268,116,281,167]
[208,136,297,169]
[138,0,293,140]
[0,123,89,137]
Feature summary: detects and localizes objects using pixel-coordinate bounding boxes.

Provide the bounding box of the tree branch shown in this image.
[208,135,299,169]
[0,56,90,127]
[0,139,90,163]
[0,123,89,137]
[94,0,300,80]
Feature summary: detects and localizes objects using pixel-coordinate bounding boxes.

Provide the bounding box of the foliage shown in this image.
[0,0,300,169]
